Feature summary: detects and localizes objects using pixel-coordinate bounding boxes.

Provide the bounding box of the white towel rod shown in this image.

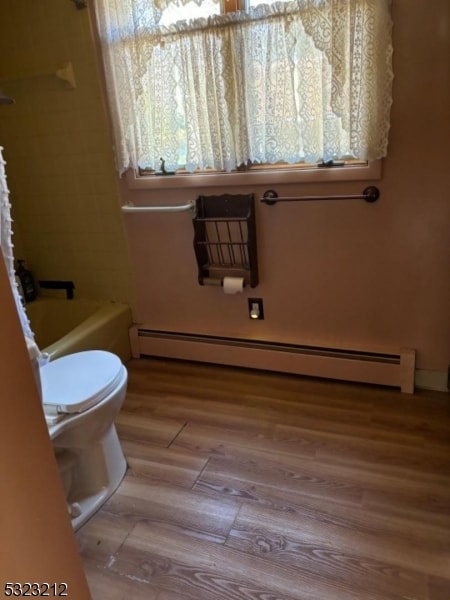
[121,201,195,213]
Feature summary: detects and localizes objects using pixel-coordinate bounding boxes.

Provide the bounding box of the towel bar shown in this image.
[121,201,195,213]
[261,186,380,205]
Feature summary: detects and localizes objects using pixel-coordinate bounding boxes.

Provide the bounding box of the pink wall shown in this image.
[0,255,90,595]
[119,0,450,374]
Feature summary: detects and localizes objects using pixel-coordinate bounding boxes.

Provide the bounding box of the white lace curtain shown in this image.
[93,0,393,174]
[0,147,33,339]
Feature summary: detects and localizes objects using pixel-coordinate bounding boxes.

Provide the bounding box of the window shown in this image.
[93,0,393,181]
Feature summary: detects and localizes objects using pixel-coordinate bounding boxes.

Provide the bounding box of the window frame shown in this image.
[93,0,389,189]
[125,159,382,190]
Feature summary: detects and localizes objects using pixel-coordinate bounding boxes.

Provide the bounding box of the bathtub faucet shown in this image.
[38,280,75,300]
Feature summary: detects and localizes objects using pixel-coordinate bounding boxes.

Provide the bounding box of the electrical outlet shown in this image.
[248,298,264,320]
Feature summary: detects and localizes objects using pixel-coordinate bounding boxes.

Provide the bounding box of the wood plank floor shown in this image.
[76,358,450,600]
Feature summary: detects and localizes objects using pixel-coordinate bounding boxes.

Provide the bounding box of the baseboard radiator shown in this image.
[129,327,416,393]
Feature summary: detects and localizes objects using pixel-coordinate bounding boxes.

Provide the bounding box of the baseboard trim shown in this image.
[415,369,449,392]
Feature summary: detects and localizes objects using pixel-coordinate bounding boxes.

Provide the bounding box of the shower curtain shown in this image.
[0,146,34,339]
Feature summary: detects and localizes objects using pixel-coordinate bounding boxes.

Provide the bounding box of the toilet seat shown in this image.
[41,350,124,415]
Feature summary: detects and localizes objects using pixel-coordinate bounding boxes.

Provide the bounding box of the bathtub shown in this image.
[25,298,132,363]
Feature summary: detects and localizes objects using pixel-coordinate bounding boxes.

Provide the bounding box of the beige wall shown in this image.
[0,254,90,595]
[121,0,450,374]
[0,0,449,375]
[0,0,132,303]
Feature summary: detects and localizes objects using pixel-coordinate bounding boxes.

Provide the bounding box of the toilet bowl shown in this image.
[36,349,128,531]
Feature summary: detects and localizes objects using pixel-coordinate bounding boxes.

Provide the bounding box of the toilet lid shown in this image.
[41,350,123,414]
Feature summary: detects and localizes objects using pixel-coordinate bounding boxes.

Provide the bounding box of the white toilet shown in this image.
[28,341,128,531]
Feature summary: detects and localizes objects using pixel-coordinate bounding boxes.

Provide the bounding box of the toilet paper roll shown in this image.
[223,276,245,294]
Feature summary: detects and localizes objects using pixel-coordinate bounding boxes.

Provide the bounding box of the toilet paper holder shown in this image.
[201,276,246,293]
[193,194,259,288]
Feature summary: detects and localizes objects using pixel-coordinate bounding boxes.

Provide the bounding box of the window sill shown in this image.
[125,160,382,190]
